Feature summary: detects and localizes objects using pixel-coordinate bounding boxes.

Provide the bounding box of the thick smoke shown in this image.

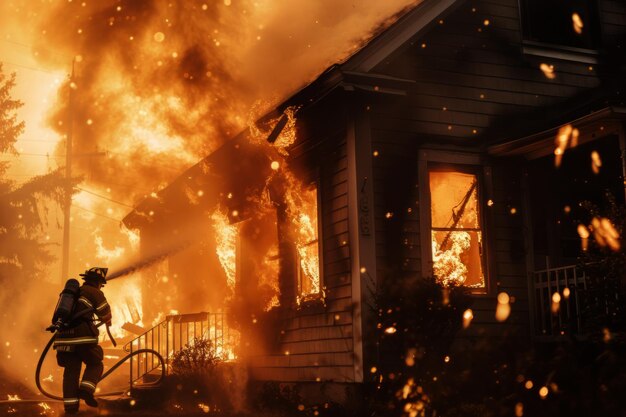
[0,0,419,400]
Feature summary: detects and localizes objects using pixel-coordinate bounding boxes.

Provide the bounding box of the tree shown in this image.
[0,63,69,282]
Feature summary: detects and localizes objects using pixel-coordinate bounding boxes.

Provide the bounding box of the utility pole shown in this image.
[61,59,75,283]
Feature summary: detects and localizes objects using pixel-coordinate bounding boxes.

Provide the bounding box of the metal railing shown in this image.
[532,264,587,337]
[123,312,235,387]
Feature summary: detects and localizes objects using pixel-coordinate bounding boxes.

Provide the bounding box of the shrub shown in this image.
[170,337,221,377]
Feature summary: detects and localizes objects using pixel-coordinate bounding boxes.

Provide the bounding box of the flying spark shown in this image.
[572,13,584,34]
[540,63,556,79]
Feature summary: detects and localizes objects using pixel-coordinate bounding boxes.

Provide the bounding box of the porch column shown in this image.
[619,121,626,202]
[347,96,377,383]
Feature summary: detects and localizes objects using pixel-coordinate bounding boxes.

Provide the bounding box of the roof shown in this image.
[123,0,462,229]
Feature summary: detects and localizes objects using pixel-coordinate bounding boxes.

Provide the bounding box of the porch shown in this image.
[531,262,621,340]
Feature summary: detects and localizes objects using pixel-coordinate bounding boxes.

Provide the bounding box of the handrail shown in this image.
[533,263,586,274]
[123,311,235,388]
[123,319,167,353]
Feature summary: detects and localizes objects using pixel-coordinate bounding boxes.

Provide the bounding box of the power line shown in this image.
[4,173,52,177]
[0,152,105,158]
[76,186,135,209]
[105,150,185,173]
[73,204,122,223]
[1,60,60,75]
[0,36,73,60]
[0,152,63,158]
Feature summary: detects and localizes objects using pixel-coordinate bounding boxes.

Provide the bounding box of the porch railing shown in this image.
[532,264,587,337]
[123,312,235,387]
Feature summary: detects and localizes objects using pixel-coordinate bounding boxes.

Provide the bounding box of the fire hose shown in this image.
[31,320,165,403]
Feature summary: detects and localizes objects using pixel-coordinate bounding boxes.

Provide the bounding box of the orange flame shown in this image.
[432,231,470,286]
[106,279,144,338]
[283,177,321,299]
[211,209,238,290]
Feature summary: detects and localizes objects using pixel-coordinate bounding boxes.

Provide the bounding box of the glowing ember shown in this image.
[402,378,415,399]
[540,63,556,79]
[591,150,602,174]
[384,326,397,334]
[577,224,590,251]
[495,292,511,322]
[538,386,549,399]
[572,13,584,34]
[497,292,510,304]
[554,124,579,167]
[590,217,620,251]
[462,309,474,329]
[153,32,165,42]
[551,292,561,314]
[7,394,20,401]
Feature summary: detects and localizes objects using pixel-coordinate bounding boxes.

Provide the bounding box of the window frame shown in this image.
[418,150,494,295]
[517,0,602,62]
[295,179,325,304]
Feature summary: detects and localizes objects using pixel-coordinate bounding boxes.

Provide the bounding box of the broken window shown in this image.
[296,185,321,300]
[429,170,485,288]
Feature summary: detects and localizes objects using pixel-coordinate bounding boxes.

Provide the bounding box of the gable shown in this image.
[346,0,626,147]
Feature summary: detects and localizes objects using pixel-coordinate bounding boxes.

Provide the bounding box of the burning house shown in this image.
[122,0,626,403]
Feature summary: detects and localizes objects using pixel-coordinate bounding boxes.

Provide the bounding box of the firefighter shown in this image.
[53,267,112,414]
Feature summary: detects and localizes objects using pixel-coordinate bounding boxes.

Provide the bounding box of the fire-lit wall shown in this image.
[247,94,359,382]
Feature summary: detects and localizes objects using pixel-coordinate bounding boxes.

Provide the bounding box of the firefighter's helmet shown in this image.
[80,267,108,285]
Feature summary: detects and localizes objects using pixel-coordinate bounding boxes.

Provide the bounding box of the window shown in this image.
[295,185,321,300]
[520,0,600,50]
[429,169,485,289]
[258,209,280,310]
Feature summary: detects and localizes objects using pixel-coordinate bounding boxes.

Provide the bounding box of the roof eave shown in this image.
[488,106,626,159]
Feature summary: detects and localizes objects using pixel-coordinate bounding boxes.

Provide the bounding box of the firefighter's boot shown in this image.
[78,389,98,407]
